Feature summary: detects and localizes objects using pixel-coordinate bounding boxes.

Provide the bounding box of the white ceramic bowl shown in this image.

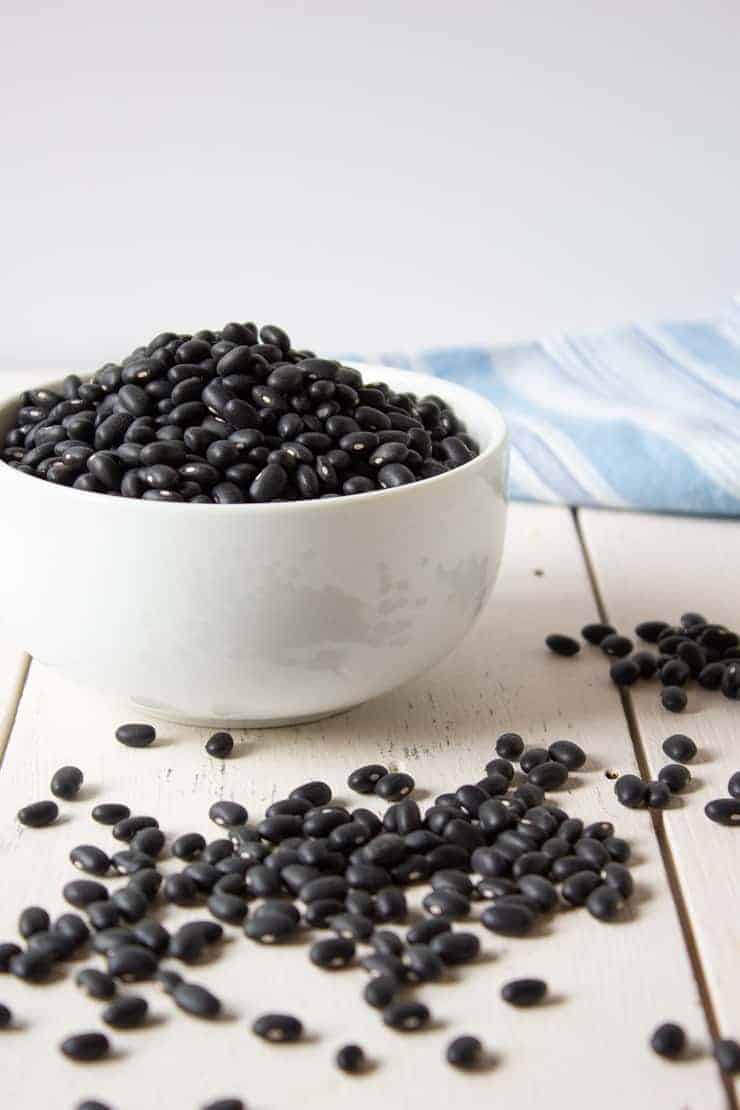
[0,366,508,726]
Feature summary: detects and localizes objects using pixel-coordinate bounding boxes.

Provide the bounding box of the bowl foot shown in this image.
[129,701,363,729]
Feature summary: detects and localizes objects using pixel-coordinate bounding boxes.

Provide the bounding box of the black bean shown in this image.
[600,634,633,657]
[699,662,726,689]
[446,1034,483,1069]
[585,884,622,921]
[92,928,134,956]
[252,1011,303,1042]
[728,772,740,800]
[430,930,480,965]
[208,892,248,924]
[70,845,111,877]
[561,870,602,906]
[383,1000,430,1031]
[115,722,156,748]
[501,977,547,1006]
[113,815,158,842]
[494,732,524,761]
[0,942,22,971]
[422,889,470,919]
[111,887,149,923]
[310,937,355,969]
[75,967,116,999]
[481,899,536,935]
[111,849,156,876]
[63,880,109,908]
[335,1042,366,1073]
[329,913,374,941]
[92,803,130,826]
[9,950,52,981]
[705,798,740,825]
[131,921,170,955]
[614,774,648,809]
[528,761,569,790]
[19,905,50,938]
[209,801,248,827]
[103,994,148,1028]
[160,872,196,905]
[375,887,408,923]
[581,622,616,644]
[205,731,234,759]
[17,800,58,828]
[407,920,451,948]
[517,874,558,911]
[61,1032,110,1061]
[173,832,206,860]
[132,827,165,857]
[609,658,641,686]
[53,913,90,948]
[244,911,297,944]
[658,763,691,793]
[646,781,671,809]
[651,1022,686,1058]
[374,772,414,801]
[88,901,119,931]
[107,944,158,981]
[713,1038,740,1074]
[51,765,84,800]
[661,686,688,712]
[519,747,548,773]
[662,734,697,763]
[545,634,580,656]
[363,973,399,1009]
[603,862,634,899]
[403,944,444,983]
[431,870,474,897]
[721,663,740,700]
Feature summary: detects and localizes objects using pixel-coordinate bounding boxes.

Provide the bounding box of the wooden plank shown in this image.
[580,508,740,1064]
[0,504,725,1110]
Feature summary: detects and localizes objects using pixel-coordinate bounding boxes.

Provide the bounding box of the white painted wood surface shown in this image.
[581,509,740,1052]
[0,503,731,1110]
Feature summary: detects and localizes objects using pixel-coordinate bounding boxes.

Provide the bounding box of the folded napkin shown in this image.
[352,302,740,516]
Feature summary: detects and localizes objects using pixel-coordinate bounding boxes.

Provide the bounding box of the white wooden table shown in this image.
[0,377,737,1110]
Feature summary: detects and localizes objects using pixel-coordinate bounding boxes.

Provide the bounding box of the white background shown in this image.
[1,0,739,369]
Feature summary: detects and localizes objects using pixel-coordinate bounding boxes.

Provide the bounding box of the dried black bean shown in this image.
[713,1038,740,1074]
[430,930,480,965]
[51,765,84,800]
[335,1042,366,1073]
[92,803,130,826]
[581,622,616,644]
[70,845,111,877]
[107,944,158,980]
[162,873,198,905]
[208,892,248,923]
[528,761,569,790]
[614,774,648,809]
[252,1012,303,1042]
[446,1034,483,1069]
[244,911,297,944]
[209,801,248,828]
[705,798,740,826]
[172,981,221,1019]
[348,764,388,794]
[111,887,149,923]
[112,815,158,842]
[374,772,414,801]
[585,884,622,921]
[658,764,691,793]
[646,781,671,809]
[19,906,50,938]
[310,937,355,969]
[75,968,116,999]
[651,1022,686,1058]
[383,1000,430,1031]
[103,994,148,1028]
[173,832,206,860]
[9,950,52,981]
[89,901,120,930]
[519,748,548,774]
[501,977,547,1006]
[61,1032,110,1061]
[0,942,22,971]
[661,686,688,712]
[17,800,58,828]
[601,634,633,657]
[545,634,580,656]
[481,902,535,936]
[729,772,740,800]
[329,913,374,941]
[131,921,170,955]
[661,734,697,763]
[115,722,156,748]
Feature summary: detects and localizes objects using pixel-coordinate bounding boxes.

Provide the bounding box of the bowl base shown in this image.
[130,701,363,730]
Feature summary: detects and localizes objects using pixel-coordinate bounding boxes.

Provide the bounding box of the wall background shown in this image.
[1,0,739,370]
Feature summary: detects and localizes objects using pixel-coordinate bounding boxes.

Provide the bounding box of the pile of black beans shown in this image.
[0,322,480,503]
[546,611,740,714]
[5,724,651,1110]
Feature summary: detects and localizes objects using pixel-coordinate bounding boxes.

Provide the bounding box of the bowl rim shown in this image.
[0,364,508,515]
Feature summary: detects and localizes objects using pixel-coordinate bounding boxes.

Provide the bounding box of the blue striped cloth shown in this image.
[352,302,740,516]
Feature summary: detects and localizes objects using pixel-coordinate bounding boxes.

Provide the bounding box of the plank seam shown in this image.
[572,508,737,1110]
[0,654,31,769]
